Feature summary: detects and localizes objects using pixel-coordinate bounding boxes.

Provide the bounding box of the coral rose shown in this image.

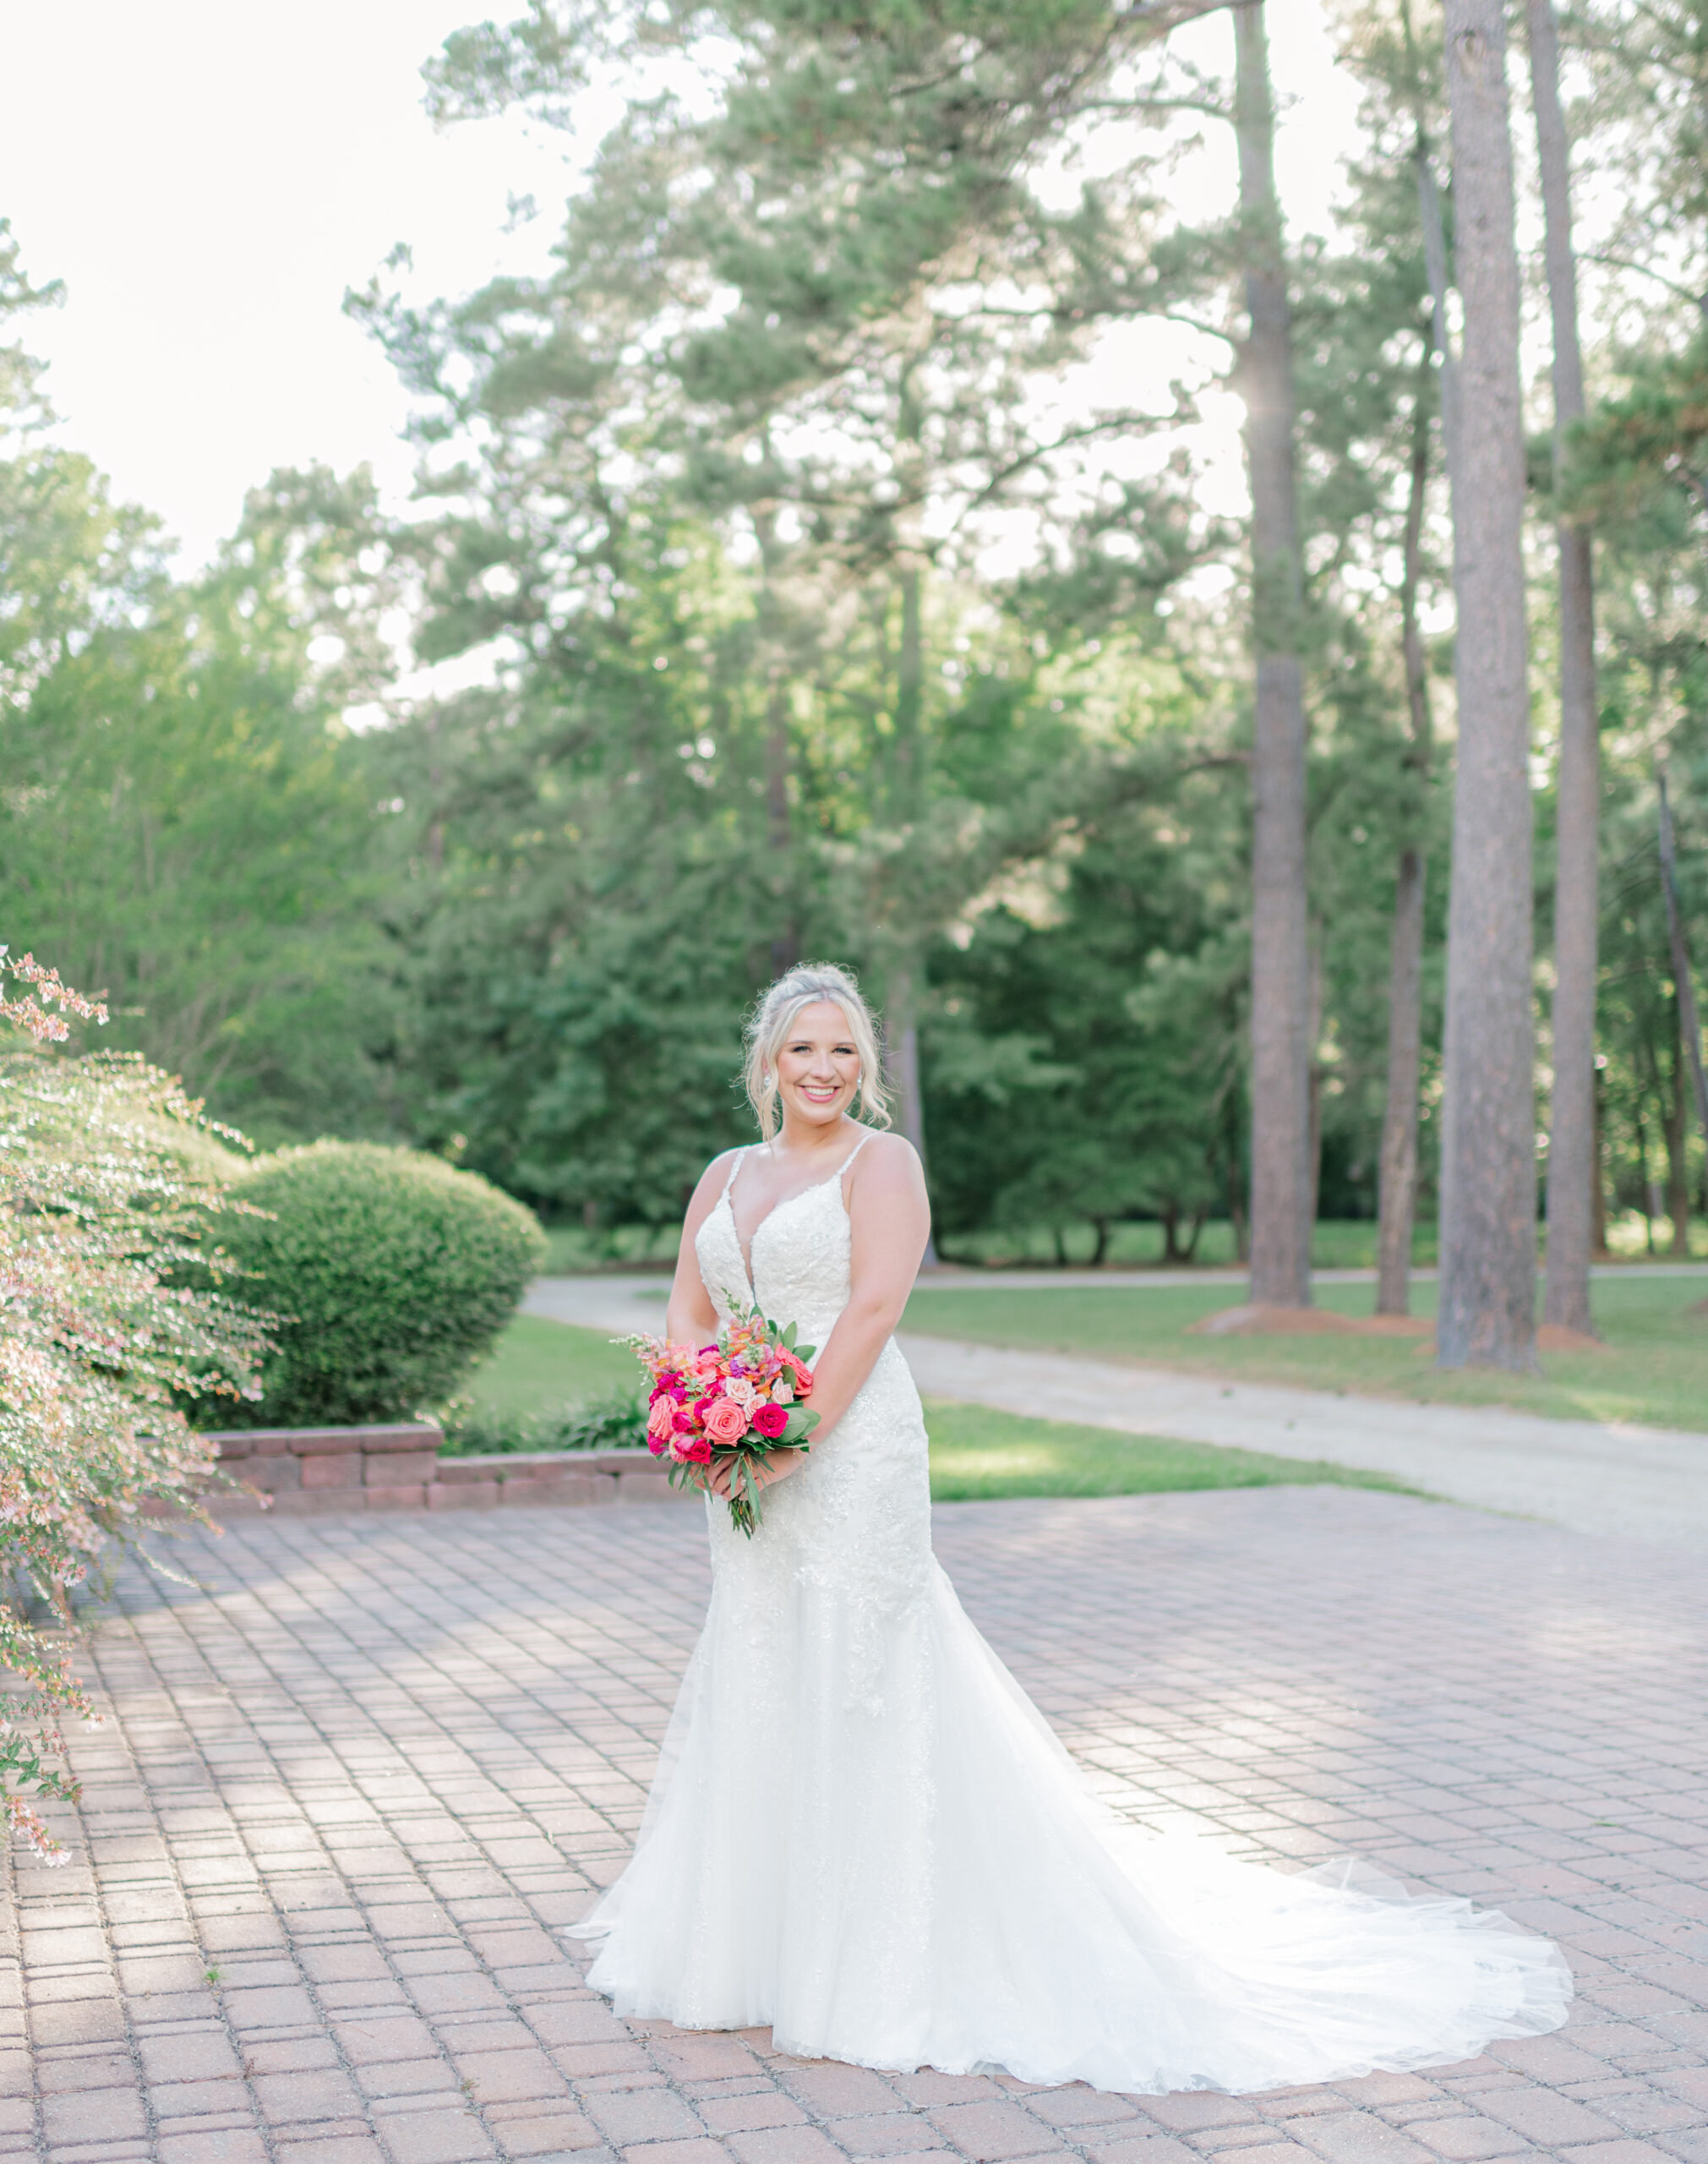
[702,1396,750,1446]
[750,1402,789,1440]
[645,1397,675,1455]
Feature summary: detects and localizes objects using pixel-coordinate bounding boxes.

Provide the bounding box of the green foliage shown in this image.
[438,1389,646,1455]
[0,1030,271,1856]
[0,306,398,1145]
[221,1142,546,1427]
[8,0,1708,1293]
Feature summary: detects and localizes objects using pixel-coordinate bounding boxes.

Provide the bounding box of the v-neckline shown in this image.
[723,1149,854,1298]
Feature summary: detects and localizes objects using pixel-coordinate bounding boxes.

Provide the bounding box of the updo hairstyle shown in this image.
[743,963,892,1143]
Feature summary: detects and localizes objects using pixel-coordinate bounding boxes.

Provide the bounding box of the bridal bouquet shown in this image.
[624,1309,820,1536]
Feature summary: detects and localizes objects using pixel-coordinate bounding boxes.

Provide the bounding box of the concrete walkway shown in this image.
[22,1488,1708,2164]
[523,1279,1708,1549]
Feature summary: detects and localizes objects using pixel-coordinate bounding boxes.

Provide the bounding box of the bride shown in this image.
[569,961,1571,2095]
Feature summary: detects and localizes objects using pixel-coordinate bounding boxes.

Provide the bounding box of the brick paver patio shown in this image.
[10,1487,1708,2164]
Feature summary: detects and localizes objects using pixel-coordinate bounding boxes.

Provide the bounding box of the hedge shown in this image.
[221,1141,546,1427]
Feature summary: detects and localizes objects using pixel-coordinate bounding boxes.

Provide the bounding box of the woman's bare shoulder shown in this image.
[850,1129,925,1189]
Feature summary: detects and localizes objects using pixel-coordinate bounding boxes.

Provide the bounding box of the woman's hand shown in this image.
[708,1447,803,1500]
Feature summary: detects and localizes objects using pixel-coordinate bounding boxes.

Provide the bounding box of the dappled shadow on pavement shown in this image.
[10,1488,1708,2163]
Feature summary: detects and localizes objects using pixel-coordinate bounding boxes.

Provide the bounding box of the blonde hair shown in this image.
[743,962,892,1143]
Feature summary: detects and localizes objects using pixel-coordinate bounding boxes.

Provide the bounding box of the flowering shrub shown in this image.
[0,951,271,1858]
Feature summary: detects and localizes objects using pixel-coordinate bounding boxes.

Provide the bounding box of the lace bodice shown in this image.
[689,1128,936,1676]
[694,1135,870,1346]
[577,1138,1571,2090]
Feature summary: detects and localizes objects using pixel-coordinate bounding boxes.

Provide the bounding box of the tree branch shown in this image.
[1122,0,1246,42]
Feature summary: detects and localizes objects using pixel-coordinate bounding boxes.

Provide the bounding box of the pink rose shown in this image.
[646,1398,675,1455]
[673,1431,712,1466]
[702,1396,750,1446]
[750,1402,789,1440]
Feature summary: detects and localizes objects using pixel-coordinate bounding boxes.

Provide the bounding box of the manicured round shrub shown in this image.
[221,1142,546,1427]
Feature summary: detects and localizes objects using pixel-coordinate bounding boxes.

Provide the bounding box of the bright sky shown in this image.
[0,0,1361,574]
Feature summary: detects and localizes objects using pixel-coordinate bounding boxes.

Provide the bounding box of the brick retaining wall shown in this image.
[205,1424,693,1518]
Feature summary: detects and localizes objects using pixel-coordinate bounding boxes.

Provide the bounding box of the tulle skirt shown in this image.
[570,1541,1571,2095]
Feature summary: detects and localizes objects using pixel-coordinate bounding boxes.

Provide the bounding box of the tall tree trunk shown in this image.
[1437,0,1538,1370]
[1235,0,1312,1311]
[1377,368,1436,1315]
[884,964,932,1171]
[765,680,797,978]
[1667,1006,1690,1257]
[884,561,937,1264]
[1659,771,1708,1139]
[1591,1057,1610,1259]
[754,496,799,977]
[1529,0,1601,1338]
[1634,1097,1656,1251]
[1306,929,1324,1239]
[894,564,923,810]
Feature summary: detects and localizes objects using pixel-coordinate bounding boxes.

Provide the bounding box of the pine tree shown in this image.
[1437,0,1538,1369]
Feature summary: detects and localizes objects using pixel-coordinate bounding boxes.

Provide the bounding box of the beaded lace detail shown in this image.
[693,1130,934,1694]
[571,1139,1572,2092]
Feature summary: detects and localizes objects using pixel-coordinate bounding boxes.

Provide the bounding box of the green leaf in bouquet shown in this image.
[780,1409,818,1445]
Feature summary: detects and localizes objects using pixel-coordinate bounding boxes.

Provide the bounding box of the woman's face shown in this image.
[772,1002,862,1132]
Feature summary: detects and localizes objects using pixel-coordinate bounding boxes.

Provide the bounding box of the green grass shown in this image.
[461,1315,641,1418]
[538,1224,681,1273]
[456,1316,1429,1500]
[535,1213,1708,1276]
[922,1399,1422,1502]
[903,1274,1708,1434]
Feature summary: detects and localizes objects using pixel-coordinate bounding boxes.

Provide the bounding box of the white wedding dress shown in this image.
[570,1135,1571,2094]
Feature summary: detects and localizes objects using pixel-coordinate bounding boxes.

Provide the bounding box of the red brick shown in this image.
[777,2066,905,2118]
[1407,2118,1530,2161]
[140,2032,245,2083]
[364,1485,428,1511]
[923,2102,1067,2162]
[274,2140,389,2164]
[303,1454,363,1489]
[333,2016,439,2065]
[251,2068,367,2126]
[619,2145,736,2164]
[527,2000,630,2048]
[726,2128,855,2164]
[479,2105,604,2155]
[698,2096,805,2136]
[587,2090,707,2145]
[450,2047,568,2103]
[157,2134,273,2164]
[41,2088,148,2143]
[828,2119,975,2157]
[377,2109,496,2164]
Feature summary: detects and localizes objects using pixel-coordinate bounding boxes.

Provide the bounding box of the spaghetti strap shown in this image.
[833,1128,877,1180]
[719,1147,754,1202]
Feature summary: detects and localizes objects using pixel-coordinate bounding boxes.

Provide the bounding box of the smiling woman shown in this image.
[567,957,1572,2089]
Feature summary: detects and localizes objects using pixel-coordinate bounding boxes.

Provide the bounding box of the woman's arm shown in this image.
[663,1152,739,1347]
[721,1133,929,1496]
